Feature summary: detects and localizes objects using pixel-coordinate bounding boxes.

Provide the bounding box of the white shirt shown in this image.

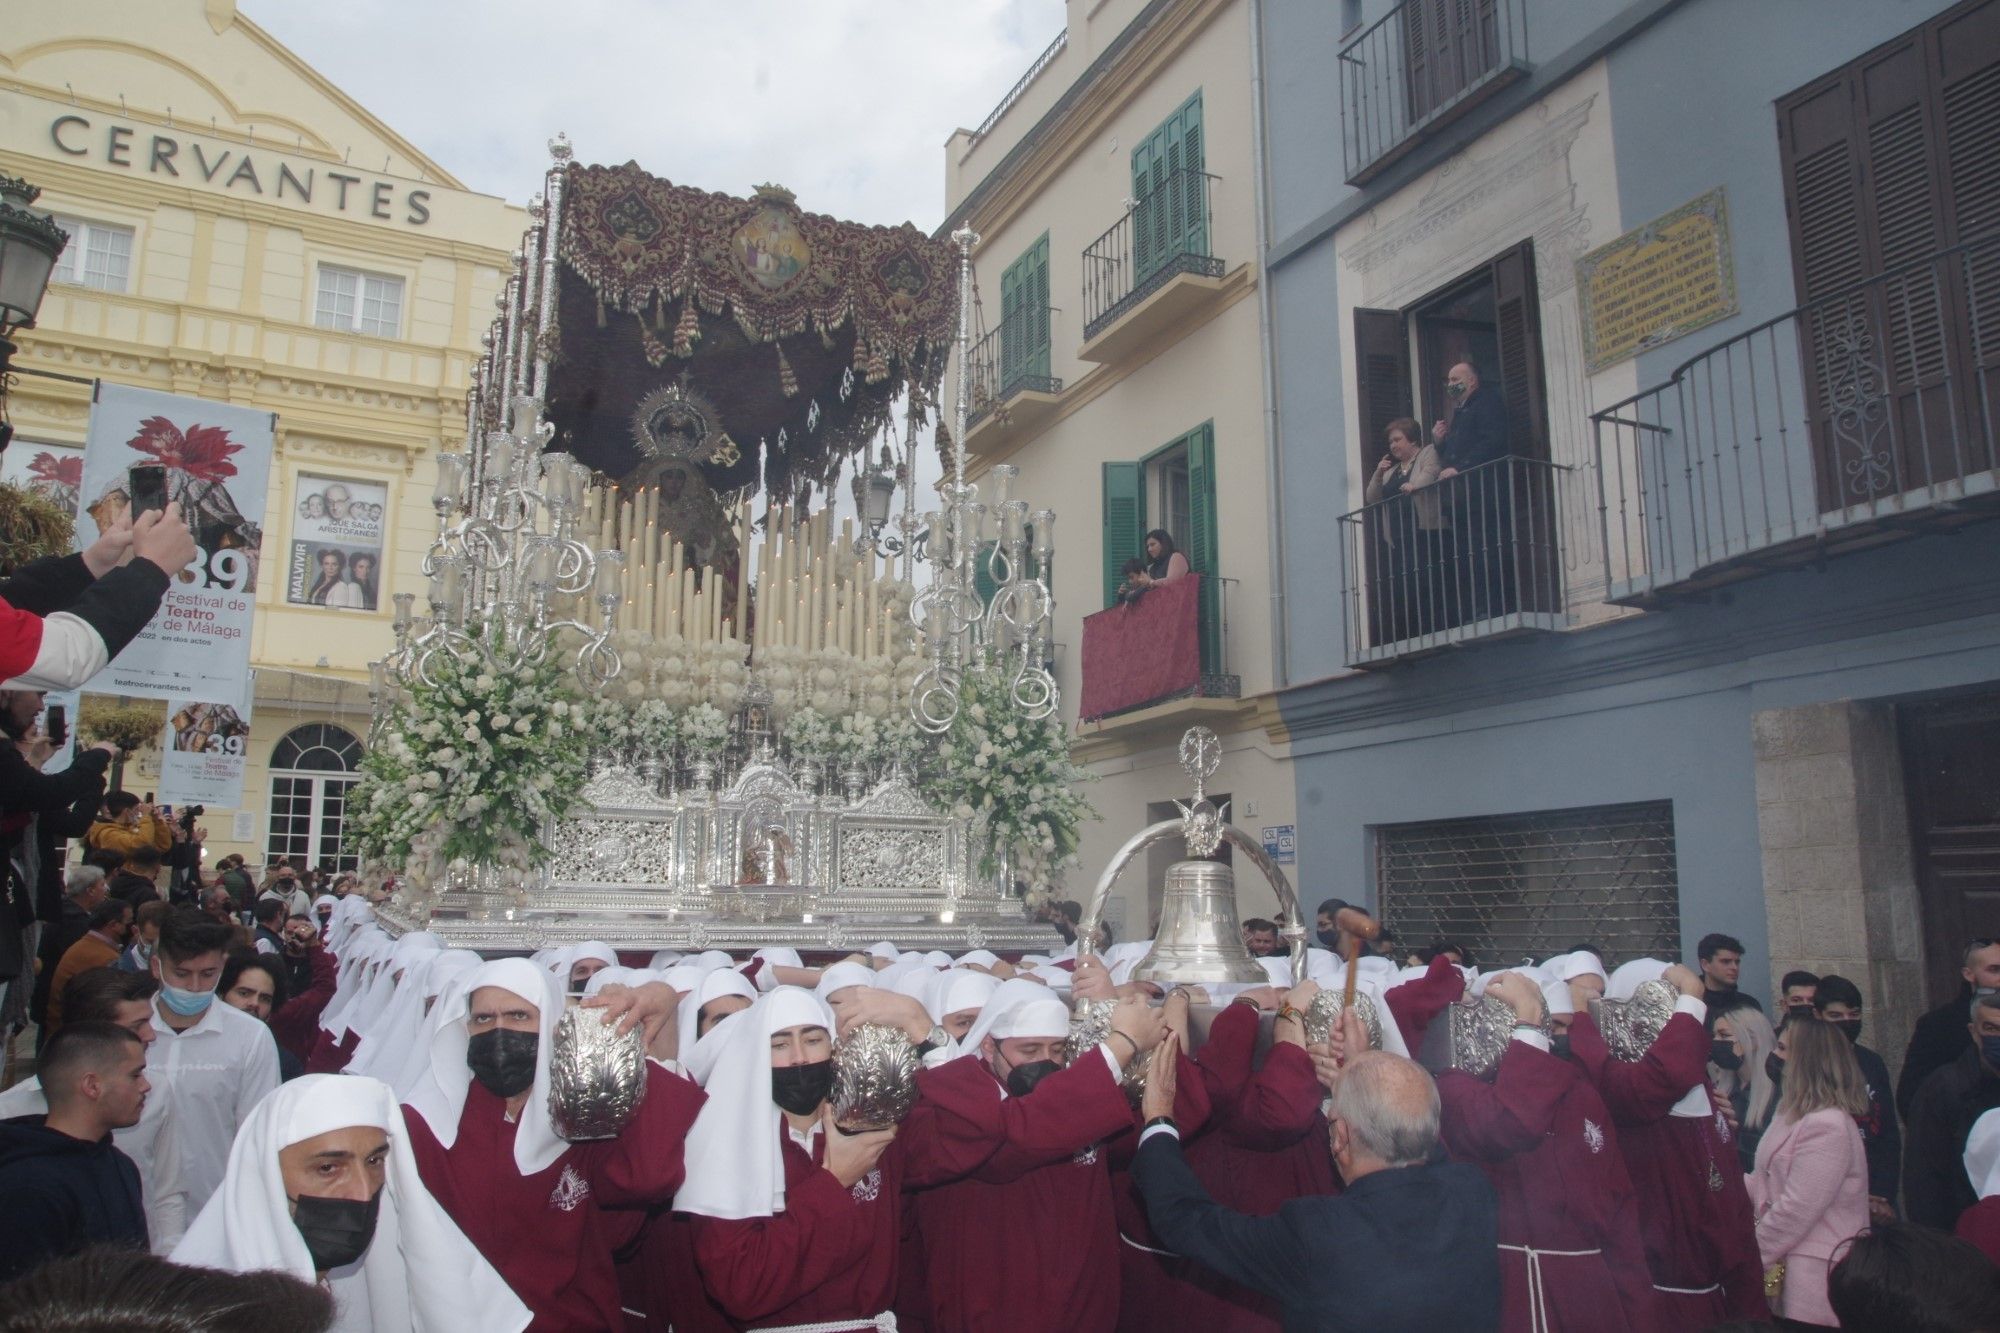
[147,995,282,1217]
[0,1068,189,1252]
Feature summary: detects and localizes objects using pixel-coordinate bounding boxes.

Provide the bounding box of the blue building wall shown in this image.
[1256,0,2000,995]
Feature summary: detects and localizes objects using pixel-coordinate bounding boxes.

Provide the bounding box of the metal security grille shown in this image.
[1375,800,1680,968]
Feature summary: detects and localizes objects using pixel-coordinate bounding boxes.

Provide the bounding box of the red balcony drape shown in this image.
[1079,573,1202,721]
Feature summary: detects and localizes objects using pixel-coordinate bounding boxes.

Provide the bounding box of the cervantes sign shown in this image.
[50,113,431,226]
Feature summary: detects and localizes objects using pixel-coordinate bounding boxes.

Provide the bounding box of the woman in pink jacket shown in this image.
[1748,1017,1871,1327]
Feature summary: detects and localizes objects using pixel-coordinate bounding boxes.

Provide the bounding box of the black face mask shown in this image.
[1005,1058,1061,1098]
[466,1028,539,1098]
[291,1190,380,1271]
[1316,928,1340,950]
[771,1060,835,1116]
[1549,1033,1572,1062]
[1832,1017,1863,1045]
[1766,1053,1785,1084]
[1710,1039,1743,1071]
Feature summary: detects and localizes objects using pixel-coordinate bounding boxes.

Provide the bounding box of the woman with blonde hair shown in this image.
[1747,1016,1871,1327]
[1711,1003,1780,1170]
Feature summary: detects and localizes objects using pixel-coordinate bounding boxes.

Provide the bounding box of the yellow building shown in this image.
[1,0,522,870]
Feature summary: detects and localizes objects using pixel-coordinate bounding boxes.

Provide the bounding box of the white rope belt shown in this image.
[1497,1244,1603,1333]
[1652,1281,1722,1296]
[752,1313,897,1333]
[1119,1231,1178,1258]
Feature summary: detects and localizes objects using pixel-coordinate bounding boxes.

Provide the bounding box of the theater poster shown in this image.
[285,473,386,611]
[75,383,273,701]
[157,692,254,807]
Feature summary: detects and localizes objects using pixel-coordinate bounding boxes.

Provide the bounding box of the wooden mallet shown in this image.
[1335,906,1382,1012]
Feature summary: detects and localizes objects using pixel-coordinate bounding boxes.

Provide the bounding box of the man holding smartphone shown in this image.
[0,504,196,693]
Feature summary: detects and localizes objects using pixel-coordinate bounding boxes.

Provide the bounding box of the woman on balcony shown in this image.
[1364,418,1447,641]
[1134,530,1188,590]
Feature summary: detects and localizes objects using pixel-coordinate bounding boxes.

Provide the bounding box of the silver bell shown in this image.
[1130,859,1269,985]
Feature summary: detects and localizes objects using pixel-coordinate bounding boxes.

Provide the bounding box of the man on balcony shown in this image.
[1432,362,1513,621]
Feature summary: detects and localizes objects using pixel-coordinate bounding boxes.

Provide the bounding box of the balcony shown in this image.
[1079,168,1228,364]
[1338,0,1530,186]
[1591,234,2000,607]
[1337,456,1569,668]
[1078,573,1240,731]
[963,308,1064,455]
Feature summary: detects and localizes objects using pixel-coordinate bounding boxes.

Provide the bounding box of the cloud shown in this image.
[247,0,1067,231]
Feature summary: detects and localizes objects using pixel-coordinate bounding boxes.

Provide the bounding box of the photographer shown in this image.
[85,792,172,862]
[267,914,336,1069]
[0,504,196,693]
[164,804,206,905]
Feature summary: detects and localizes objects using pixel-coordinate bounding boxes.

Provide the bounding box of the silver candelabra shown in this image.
[907,226,1060,734]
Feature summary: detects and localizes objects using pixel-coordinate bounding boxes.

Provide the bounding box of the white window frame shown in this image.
[314,264,404,339]
[49,215,135,293]
[264,725,364,871]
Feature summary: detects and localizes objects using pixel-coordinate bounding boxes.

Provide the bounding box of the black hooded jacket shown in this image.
[0,1113,147,1279]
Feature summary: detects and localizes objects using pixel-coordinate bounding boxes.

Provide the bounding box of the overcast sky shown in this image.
[249,0,1067,231]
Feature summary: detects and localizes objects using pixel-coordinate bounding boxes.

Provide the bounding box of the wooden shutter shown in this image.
[1133,92,1205,279]
[1777,0,2000,503]
[1102,461,1143,607]
[1180,92,1209,260]
[1186,422,1222,672]
[1131,133,1159,278]
[999,234,1051,390]
[1353,308,1413,476]
[1489,240,1547,461]
[1027,233,1051,383]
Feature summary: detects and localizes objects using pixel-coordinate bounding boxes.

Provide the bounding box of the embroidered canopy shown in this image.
[536,163,959,507]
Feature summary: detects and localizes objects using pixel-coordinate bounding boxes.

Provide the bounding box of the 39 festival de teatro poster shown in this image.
[76,383,273,701]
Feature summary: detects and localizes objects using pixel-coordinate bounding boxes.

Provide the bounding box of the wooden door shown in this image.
[1902,692,2000,1008]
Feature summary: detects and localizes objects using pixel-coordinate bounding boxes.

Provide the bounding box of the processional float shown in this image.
[368,135,1064,951]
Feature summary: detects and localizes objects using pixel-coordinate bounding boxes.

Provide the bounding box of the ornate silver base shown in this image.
[375,759,1063,956]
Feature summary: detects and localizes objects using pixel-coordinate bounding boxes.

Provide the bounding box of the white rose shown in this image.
[491,714,511,730]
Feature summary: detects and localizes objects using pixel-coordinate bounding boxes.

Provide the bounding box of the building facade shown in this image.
[2,0,520,871]
[939,0,1299,936]
[1260,0,2000,1052]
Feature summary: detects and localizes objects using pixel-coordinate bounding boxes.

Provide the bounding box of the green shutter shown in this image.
[1102,461,1143,607]
[973,541,999,608]
[1000,233,1050,391]
[1131,91,1207,280]
[1186,422,1221,671]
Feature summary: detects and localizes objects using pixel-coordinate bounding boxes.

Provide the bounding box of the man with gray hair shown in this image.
[1132,1027,1500,1330]
[29,866,110,1043]
[1904,988,2000,1230]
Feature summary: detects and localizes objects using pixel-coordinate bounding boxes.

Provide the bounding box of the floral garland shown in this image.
[920,668,1095,888]
[349,634,589,869]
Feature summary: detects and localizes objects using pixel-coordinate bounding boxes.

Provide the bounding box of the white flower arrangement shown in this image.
[831,713,881,769]
[350,629,589,869]
[919,666,1095,885]
[681,702,731,757]
[782,706,835,760]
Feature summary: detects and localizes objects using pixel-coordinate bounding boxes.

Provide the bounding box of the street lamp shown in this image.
[0,175,70,454]
[851,443,900,553]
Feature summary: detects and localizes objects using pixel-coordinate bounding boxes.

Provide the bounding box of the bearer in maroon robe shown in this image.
[401,957,705,1333]
[1438,969,1660,1333]
[676,983,1155,1332]
[1116,980,1335,1333]
[1566,958,1768,1326]
[909,977,1168,1333]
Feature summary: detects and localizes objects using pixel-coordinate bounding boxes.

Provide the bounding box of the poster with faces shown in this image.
[286,473,387,612]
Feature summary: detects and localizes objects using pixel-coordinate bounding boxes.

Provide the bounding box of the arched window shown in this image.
[265,724,364,871]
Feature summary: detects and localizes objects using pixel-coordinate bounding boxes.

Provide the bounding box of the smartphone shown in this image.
[144,791,154,804]
[43,704,66,747]
[129,464,169,519]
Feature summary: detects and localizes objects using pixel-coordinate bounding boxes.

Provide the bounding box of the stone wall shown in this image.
[1754,700,1926,1079]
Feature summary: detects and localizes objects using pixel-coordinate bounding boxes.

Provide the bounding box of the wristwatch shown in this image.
[915,1024,950,1056]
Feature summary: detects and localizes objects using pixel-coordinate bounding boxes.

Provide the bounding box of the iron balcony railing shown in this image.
[965,307,1062,429]
[1337,0,1529,184]
[1337,456,1568,667]
[972,29,1068,144]
[1591,233,2000,604]
[1082,168,1225,340]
